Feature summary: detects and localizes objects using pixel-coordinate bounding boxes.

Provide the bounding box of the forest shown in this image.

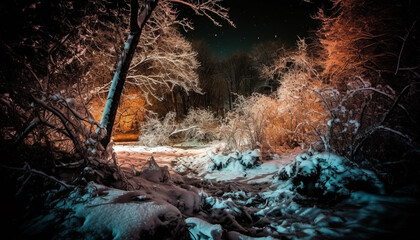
[0,0,419,239]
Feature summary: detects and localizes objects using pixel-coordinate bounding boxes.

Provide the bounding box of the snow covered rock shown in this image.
[25,183,185,239]
[276,152,384,201]
[138,156,170,183]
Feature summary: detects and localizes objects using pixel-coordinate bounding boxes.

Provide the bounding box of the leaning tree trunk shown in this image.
[100,0,159,147]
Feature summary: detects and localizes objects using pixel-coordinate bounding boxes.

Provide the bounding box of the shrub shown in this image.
[138,109,220,146]
[180,108,220,142]
[219,94,274,153]
[260,39,328,153]
[312,77,417,160]
[138,112,176,147]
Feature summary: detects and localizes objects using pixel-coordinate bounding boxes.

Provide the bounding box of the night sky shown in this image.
[179,0,327,59]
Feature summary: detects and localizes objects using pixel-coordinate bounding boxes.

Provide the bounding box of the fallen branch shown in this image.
[169,125,198,136]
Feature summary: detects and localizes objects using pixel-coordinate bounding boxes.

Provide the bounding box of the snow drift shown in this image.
[275,152,384,201]
[23,183,186,240]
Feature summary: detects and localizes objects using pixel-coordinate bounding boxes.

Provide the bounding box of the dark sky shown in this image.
[179,0,327,59]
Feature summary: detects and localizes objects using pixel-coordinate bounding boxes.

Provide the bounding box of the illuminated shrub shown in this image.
[220,94,274,153]
[181,108,220,142]
[258,40,328,154]
[315,0,403,87]
[138,112,176,147]
[138,108,220,146]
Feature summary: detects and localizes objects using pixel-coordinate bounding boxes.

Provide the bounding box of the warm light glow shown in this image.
[90,89,146,141]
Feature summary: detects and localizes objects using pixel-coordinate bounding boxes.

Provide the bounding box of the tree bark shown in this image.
[100,0,159,147]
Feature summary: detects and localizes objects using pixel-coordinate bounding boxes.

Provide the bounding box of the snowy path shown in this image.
[114,142,298,183]
[114,143,210,172]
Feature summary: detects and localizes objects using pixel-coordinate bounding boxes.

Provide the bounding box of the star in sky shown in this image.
[181,0,325,59]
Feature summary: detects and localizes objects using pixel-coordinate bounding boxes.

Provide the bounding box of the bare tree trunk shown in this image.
[171,90,178,114]
[100,0,159,147]
[181,92,188,116]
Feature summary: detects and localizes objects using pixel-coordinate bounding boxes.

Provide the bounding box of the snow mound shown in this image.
[276,152,384,200]
[25,183,185,239]
[209,150,260,170]
[173,149,278,183]
[227,231,276,240]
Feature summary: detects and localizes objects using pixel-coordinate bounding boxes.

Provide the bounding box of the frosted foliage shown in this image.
[181,108,220,142]
[138,109,220,146]
[309,76,413,157]
[220,94,275,153]
[272,41,327,150]
[128,2,201,104]
[229,39,326,154]
[209,149,260,170]
[219,60,324,154]
[138,112,176,147]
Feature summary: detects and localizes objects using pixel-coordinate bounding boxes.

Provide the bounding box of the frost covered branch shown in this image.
[168,0,235,27]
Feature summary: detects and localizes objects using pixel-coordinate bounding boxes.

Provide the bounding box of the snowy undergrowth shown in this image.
[275,152,384,200]
[174,149,279,183]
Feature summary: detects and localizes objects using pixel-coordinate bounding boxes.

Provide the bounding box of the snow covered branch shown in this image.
[168,0,235,27]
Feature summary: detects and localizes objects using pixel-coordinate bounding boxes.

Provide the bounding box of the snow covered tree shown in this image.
[315,0,415,88]
[127,1,201,105]
[99,0,159,147]
[99,0,234,147]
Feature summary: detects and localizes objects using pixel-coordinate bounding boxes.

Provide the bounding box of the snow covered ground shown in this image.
[114,144,420,239]
[22,143,419,239]
[114,142,298,183]
[173,148,297,183]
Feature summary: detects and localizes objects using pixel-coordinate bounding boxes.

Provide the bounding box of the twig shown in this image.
[1,163,75,190]
[395,20,417,75]
[379,84,411,124]
[169,125,198,136]
[13,117,40,147]
[352,125,415,157]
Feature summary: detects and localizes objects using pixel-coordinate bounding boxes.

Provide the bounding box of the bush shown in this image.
[219,94,275,153]
[312,77,418,160]
[180,108,220,142]
[138,109,220,146]
[138,112,176,147]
